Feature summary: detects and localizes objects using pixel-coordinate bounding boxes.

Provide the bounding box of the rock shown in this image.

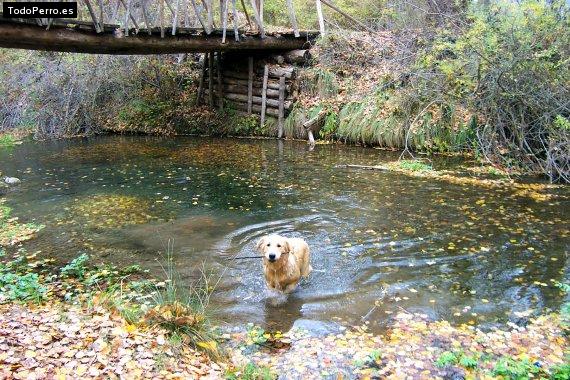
[4,177,21,185]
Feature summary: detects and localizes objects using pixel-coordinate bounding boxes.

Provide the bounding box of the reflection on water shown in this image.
[1,135,568,333]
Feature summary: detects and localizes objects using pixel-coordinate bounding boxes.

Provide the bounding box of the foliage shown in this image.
[412,0,570,181]
[0,134,17,147]
[226,362,275,380]
[143,246,218,356]
[492,357,541,378]
[60,253,90,279]
[550,362,570,380]
[435,351,458,367]
[0,271,47,303]
[398,160,432,172]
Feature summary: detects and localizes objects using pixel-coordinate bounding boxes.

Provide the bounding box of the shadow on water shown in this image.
[1,135,569,333]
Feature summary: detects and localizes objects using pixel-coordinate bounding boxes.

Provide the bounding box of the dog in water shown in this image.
[256,234,312,293]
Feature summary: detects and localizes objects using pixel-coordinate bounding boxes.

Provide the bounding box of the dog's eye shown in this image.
[267,243,270,247]
[277,244,281,248]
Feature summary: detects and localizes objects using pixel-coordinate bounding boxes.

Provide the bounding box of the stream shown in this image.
[1,135,568,334]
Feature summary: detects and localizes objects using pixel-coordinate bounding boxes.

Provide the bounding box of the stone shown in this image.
[4,177,21,185]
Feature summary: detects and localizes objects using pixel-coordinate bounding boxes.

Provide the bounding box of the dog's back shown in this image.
[289,237,312,278]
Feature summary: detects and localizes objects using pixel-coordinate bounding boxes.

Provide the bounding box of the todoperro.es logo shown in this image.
[3,2,78,18]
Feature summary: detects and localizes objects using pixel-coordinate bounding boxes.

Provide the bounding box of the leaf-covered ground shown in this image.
[0,303,222,379]
[227,312,568,379]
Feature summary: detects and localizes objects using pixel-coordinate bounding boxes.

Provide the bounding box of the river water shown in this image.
[1,136,568,333]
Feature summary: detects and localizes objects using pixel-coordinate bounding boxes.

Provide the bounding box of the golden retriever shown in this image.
[256,234,312,293]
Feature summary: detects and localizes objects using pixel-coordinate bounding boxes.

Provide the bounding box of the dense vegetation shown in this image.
[1,0,568,181]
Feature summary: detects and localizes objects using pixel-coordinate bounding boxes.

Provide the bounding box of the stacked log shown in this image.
[203,54,300,118]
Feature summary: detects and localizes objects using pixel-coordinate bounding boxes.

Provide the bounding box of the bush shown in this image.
[60,253,90,279]
[413,0,570,181]
[0,271,47,303]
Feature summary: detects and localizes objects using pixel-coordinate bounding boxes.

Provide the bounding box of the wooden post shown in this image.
[277,76,285,138]
[124,0,132,36]
[208,51,214,107]
[172,0,181,34]
[221,0,228,43]
[258,0,263,25]
[217,52,223,110]
[141,0,152,35]
[249,0,265,38]
[118,0,139,29]
[197,53,207,105]
[160,0,165,37]
[286,0,299,37]
[206,0,213,33]
[190,0,209,33]
[247,56,253,114]
[316,0,325,36]
[83,0,102,33]
[239,0,251,28]
[231,0,239,41]
[260,64,269,128]
[98,0,104,29]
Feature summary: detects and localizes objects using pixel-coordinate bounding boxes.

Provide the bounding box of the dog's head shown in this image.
[256,235,290,263]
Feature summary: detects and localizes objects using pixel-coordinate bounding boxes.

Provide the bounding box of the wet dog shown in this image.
[256,235,312,293]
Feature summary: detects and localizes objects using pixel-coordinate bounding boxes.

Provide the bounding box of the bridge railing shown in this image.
[1,0,320,41]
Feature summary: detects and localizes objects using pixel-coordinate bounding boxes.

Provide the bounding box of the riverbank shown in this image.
[1,217,568,379]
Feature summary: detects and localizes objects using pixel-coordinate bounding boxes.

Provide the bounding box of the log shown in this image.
[224,83,279,98]
[0,21,314,54]
[224,76,291,91]
[260,64,269,127]
[208,91,291,109]
[226,101,280,117]
[255,66,296,79]
[302,109,326,130]
[278,76,285,138]
[283,49,310,64]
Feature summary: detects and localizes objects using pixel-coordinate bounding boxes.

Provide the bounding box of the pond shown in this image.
[1,136,568,334]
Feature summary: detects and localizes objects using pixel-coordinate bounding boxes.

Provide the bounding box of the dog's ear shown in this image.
[256,237,266,252]
[283,239,291,253]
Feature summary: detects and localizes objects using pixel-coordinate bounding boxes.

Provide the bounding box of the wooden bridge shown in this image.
[0,0,327,54]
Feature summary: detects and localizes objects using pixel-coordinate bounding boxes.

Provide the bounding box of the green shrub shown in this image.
[550,362,570,380]
[226,362,275,380]
[0,272,47,303]
[436,351,458,367]
[60,253,89,279]
[493,357,540,378]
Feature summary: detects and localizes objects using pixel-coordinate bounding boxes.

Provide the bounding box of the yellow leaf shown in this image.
[197,341,217,351]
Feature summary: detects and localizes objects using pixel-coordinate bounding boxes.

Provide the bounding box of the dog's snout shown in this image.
[268,254,276,261]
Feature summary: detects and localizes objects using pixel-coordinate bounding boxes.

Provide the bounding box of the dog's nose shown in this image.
[268,254,276,261]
